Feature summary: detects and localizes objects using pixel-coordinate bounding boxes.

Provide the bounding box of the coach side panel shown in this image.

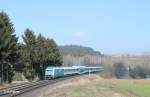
[54,68,64,78]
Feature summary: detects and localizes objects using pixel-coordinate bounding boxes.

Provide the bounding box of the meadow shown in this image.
[44,75,150,97]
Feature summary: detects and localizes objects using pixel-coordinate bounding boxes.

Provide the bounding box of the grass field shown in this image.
[113,82,150,97]
[44,75,150,97]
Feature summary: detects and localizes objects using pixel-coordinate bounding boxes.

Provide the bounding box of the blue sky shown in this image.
[0,0,150,54]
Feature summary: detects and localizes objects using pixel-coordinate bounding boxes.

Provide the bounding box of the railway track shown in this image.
[0,80,50,97]
[0,74,89,97]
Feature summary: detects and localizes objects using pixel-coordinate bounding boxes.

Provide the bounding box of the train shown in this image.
[45,66,103,79]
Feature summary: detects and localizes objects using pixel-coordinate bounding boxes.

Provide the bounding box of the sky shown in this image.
[0,0,150,54]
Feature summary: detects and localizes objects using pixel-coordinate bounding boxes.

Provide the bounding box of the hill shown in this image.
[59,45,101,56]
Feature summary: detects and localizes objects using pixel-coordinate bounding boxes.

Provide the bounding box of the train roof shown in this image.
[46,66,103,70]
[46,66,78,70]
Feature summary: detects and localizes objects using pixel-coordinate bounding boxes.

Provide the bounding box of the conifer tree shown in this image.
[0,12,19,83]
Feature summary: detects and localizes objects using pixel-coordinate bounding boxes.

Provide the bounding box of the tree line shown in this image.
[101,56,150,79]
[59,45,101,56]
[0,11,62,84]
[59,45,102,66]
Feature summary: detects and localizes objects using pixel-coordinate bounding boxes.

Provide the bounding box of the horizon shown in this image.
[1,0,150,54]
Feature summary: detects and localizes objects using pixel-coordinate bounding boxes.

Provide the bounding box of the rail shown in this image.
[0,71,102,97]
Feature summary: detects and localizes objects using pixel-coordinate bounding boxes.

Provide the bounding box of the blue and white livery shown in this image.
[45,66,103,79]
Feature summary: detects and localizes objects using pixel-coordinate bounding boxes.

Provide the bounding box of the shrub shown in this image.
[114,62,127,78]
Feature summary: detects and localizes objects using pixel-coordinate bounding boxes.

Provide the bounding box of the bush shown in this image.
[114,62,127,78]
[129,66,146,78]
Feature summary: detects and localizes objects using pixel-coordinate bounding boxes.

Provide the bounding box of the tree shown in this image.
[13,43,25,72]
[0,11,19,83]
[34,35,62,79]
[21,30,62,80]
[46,38,62,66]
[114,62,127,78]
[21,28,37,80]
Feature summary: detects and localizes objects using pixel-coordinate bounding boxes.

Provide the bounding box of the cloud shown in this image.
[72,32,85,39]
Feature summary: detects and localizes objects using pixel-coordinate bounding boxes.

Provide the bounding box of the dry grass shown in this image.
[42,74,150,97]
[0,86,5,89]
